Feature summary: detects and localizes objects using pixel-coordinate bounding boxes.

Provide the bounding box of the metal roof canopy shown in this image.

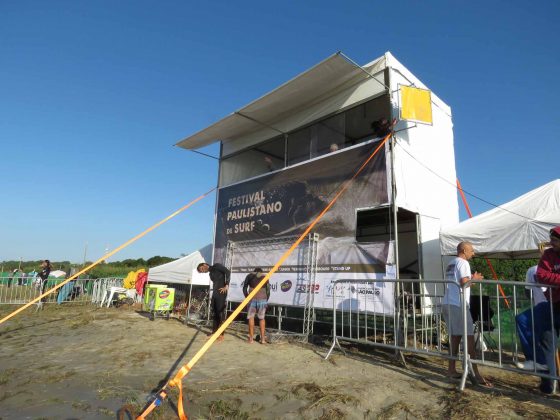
[175,52,387,151]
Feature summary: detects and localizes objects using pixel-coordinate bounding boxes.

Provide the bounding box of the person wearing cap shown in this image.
[535,226,560,394]
[243,267,270,344]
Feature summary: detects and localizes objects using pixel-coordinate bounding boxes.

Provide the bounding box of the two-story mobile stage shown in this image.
[177,52,459,325]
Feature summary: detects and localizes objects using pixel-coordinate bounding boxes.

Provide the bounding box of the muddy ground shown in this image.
[1,304,559,419]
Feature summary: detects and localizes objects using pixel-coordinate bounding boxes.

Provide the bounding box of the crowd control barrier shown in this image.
[466,279,560,391]
[325,279,463,366]
[0,277,123,306]
[326,277,560,392]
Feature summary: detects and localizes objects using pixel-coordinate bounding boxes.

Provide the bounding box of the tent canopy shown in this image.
[440,180,560,259]
[148,244,212,285]
[50,270,66,278]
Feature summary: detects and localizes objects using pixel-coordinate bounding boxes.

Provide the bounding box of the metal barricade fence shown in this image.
[325,279,463,364]
[326,277,560,392]
[465,279,560,390]
[0,276,44,304]
[0,277,123,306]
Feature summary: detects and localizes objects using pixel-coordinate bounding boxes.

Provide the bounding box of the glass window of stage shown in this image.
[345,94,391,144]
[219,135,285,186]
[311,113,346,158]
[287,94,391,166]
[287,114,345,165]
[219,93,391,186]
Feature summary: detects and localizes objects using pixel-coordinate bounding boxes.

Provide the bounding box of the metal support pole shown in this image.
[303,233,319,340]
[390,136,404,363]
[185,282,193,324]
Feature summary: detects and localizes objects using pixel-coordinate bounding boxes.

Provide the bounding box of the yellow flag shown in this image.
[401,85,433,124]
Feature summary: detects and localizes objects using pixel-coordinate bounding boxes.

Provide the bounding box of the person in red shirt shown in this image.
[535,226,560,394]
[536,227,560,297]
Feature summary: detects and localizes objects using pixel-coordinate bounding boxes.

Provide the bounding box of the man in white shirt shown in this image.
[442,241,490,386]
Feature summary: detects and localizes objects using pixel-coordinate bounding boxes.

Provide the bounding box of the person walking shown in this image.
[243,268,270,344]
[196,262,231,341]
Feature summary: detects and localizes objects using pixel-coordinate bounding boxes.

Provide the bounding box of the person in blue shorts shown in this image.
[243,268,270,344]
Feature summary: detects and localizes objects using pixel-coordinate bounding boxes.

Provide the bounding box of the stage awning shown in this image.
[175,52,387,152]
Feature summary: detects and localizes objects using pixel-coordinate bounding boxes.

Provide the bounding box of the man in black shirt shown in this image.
[371,117,397,138]
[37,260,52,309]
[197,262,231,341]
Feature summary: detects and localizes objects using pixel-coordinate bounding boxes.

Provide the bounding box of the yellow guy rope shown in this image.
[138,134,391,420]
[0,188,216,326]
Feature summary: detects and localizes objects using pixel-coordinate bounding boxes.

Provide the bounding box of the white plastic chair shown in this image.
[100,286,128,307]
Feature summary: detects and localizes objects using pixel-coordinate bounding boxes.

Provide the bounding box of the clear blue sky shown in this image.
[1,1,558,262]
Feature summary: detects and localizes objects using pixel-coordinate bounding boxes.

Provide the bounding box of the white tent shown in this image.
[440,179,560,259]
[50,270,66,278]
[147,244,212,285]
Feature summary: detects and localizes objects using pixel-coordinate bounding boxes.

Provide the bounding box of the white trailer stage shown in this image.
[176,52,459,317]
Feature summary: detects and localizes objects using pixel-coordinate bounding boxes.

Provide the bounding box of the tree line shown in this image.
[470,257,539,282]
[1,256,540,281]
[0,256,175,279]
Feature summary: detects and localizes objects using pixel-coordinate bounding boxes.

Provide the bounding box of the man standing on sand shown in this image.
[7,269,18,288]
[36,260,52,310]
[441,241,491,387]
[197,262,230,341]
[243,268,270,344]
[535,226,560,394]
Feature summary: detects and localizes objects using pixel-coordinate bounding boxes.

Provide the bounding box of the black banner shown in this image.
[214,141,388,264]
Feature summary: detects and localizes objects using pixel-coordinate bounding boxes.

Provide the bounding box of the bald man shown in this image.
[442,241,490,387]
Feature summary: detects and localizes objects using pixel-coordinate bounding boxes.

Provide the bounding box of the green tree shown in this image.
[147,256,174,267]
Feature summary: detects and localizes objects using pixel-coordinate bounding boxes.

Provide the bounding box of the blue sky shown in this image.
[1,1,558,262]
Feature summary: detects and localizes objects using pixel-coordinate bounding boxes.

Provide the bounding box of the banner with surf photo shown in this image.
[214,140,395,312]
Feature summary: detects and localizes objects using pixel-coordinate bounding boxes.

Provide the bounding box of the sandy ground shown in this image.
[1,305,560,420]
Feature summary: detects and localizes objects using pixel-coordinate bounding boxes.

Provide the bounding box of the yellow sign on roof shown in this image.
[400,85,433,124]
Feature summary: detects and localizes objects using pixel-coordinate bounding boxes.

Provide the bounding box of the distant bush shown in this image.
[470,257,539,282]
[0,255,176,279]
